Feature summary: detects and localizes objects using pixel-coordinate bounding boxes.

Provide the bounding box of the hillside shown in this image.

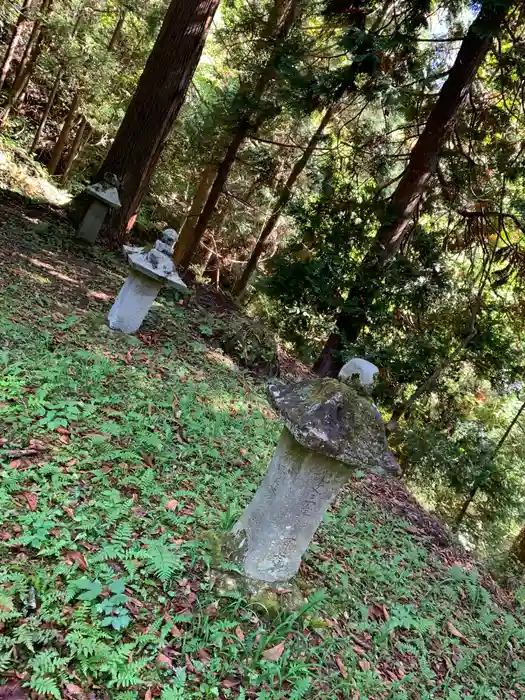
[0,152,524,698]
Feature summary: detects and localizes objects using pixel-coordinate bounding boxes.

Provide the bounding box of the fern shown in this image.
[0,635,13,651]
[0,650,12,673]
[27,675,61,699]
[161,668,187,699]
[111,522,134,549]
[102,658,149,688]
[66,629,111,658]
[140,542,182,583]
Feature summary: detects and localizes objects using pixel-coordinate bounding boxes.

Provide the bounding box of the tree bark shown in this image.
[10,0,49,100]
[108,10,126,51]
[314,0,514,377]
[173,164,217,264]
[0,0,34,90]
[61,115,88,180]
[30,68,61,153]
[93,0,220,246]
[31,2,84,153]
[48,90,80,174]
[233,104,335,297]
[0,0,51,126]
[510,526,525,566]
[177,0,300,270]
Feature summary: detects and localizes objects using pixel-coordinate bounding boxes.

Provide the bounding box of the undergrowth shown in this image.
[0,201,524,698]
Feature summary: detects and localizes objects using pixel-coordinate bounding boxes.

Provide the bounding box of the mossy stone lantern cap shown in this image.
[231,358,400,583]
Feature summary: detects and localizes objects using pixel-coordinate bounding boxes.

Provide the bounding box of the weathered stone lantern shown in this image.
[108,229,187,334]
[231,359,400,583]
[77,173,121,243]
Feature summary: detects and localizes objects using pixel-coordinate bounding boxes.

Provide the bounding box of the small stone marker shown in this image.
[77,173,121,243]
[231,358,400,583]
[108,228,187,334]
[338,357,379,387]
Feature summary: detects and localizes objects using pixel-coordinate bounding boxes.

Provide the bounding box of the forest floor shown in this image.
[0,147,525,699]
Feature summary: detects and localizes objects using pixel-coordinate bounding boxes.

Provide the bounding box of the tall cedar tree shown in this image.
[313,0,516,377]
[94,0,220,244]
[231,0,405,298]
[175,0,300,269]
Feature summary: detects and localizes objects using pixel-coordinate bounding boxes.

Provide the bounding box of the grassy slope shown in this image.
[0,176,524,698]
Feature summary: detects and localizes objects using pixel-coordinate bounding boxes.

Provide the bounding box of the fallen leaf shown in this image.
[221,680,240,689]
[55,427,69,436]
[9,460,23,469]
[171,625,183,638]
[64,550,88,571]
[197,648,211,664]
[368,603,389,622]
[64,684,83,695]
[22,492,38,511]
[447,621,469,644]
[7,447,46,457]
[156,652,173,668]
[335,655,347,679]
[63,506,75,518]
[0,684,26,700]
[358,660,371,671]
[234,625,245,642]
[205,601,218,617]
[144,689,153,700]
[352,645,367,656]
[165,499,179,511]
[262,641,285,661]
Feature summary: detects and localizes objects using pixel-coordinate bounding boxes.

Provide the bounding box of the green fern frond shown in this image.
[111,522,134,549]
[27,674,61,699]
[0,650,12,673]
[139,542,182,583]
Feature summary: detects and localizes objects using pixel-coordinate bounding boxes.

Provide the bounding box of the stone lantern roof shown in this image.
[85,174,121,210]
[268,378,400,477]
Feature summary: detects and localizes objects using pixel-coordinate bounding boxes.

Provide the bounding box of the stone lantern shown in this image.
[231,359,400,583]
[108,229,187,334]
[77,173,121,243]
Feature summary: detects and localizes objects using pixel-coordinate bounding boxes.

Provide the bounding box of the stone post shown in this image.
[108,229,187,333]
[231,359,400,583]
[77,174,121,243]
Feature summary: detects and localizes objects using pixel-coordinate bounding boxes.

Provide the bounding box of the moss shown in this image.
[268,378,397,475]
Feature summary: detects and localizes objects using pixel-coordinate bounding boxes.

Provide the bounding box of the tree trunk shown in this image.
[30,3,84,153]
[454,399,525,529]
[386,330,476,431]
[93,0,220,246]
[233,104,335,297]
[30,68,61,153]
[0,0,51,125]
[173,164,217,264]
[178,0,299,270]
[61,115,87,180]
[8,5,41,94]
[314,0,514,377]
[108,10,126,51]
[0,0,34,90]
[510,526,525,566]
[48,90,80,175]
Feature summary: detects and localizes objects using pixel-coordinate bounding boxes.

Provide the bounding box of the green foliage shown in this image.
[0,213,523,697]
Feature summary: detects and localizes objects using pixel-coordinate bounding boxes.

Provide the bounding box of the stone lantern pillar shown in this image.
[77,174,121,243]
[108,229,187,334]
[231,359,400,583]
